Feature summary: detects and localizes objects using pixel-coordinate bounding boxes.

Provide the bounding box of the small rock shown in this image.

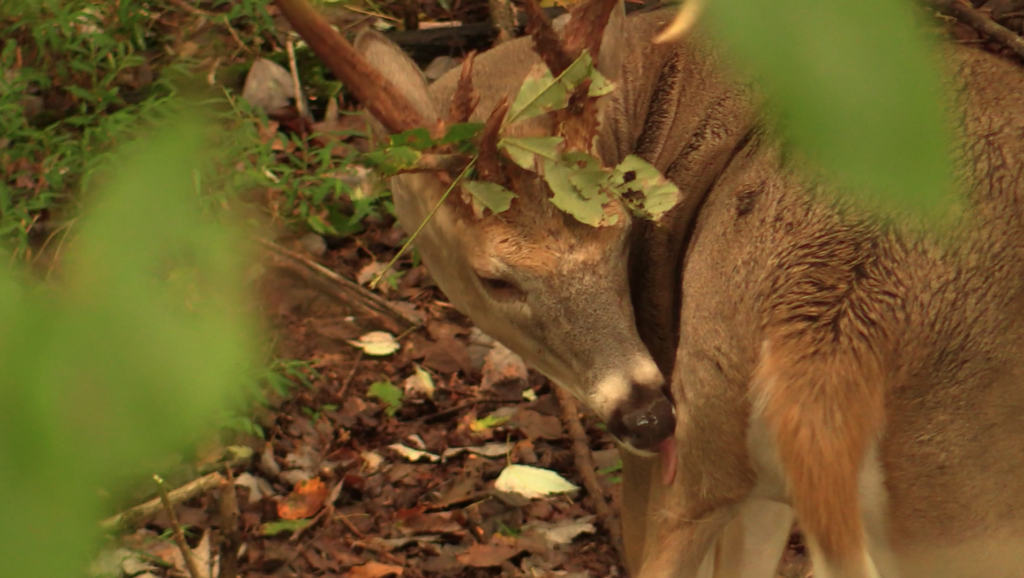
[299,232,326,256]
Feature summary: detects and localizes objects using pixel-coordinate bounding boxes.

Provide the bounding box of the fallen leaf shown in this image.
[389,443,440,463]
[401,364,435,398]
[277,477,329,520]
[361,451,384,472]
[367,380,404,415]
[515,408,563,440]
[442,442,514,460]
[523,516,597,545]
[234,472,276,504]
[494,464,579,499]
[456,534,523,567]
[346,560,404,578]
[262,518,313,536]
[347,331,401,356]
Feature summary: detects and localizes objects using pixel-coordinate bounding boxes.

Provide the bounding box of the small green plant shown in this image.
[367,379,404,416]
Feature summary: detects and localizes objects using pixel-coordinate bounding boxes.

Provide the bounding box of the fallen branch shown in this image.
[217,469,241,578]
[154,474,205,578]
[256,237,422,334]
[554,386,624,562]
[932,0,1024,60]
[102,471,227,533]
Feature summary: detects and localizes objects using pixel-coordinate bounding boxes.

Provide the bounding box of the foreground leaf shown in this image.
[704,0,953,212]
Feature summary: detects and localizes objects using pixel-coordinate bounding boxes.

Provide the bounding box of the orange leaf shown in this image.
[277,477,329,520]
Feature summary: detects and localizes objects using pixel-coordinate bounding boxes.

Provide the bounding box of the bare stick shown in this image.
[369,158,477,289]
[554,386,625,562]
[218,470,241,578]
[274,0,427,133]
[101,472,226,533]
[256,237,422,331]
[285,39,309,120]
[154,475,205,578]
[932,0,1024,61]
[337,350,364,400]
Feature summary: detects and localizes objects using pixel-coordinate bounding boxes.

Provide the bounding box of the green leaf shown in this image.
[507,67,567,124]
[507,51,604,124]
[470,413,512,431]
[463,181,517,215]
[367,380,404,416]
[361,146,422,177]
[262,519,313,536]
[389,127,435,150]
[542,157,617,227]
[610,155,682,220]
[439,122,484,146]
[564,152,613,200]
[704,0,953,213]
[498,136,564,170]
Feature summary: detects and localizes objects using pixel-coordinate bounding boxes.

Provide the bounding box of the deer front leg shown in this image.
[712,499,795,578]
[620,448,657,576]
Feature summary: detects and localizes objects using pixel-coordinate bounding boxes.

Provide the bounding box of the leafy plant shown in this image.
[0,110,259,578]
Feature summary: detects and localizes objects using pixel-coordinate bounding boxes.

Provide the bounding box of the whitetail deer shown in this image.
[276,0,1024,576]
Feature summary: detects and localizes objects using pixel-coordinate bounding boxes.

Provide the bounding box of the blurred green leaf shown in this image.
[0,109,258,578]
[704,0,953,213]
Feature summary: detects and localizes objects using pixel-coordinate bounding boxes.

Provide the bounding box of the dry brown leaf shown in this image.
[345,560,404,578]
[456,534,523,567]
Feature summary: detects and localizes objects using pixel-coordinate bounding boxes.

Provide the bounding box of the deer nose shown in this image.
[609,390,676,451]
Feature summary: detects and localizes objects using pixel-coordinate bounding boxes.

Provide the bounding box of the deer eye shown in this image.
[477,275,526,301]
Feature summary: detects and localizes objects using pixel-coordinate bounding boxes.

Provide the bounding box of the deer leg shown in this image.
[712,499,795,578]
[620,448,658,575]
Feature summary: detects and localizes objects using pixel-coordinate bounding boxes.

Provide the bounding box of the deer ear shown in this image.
[354,30,439,127]
[595,1,626,83]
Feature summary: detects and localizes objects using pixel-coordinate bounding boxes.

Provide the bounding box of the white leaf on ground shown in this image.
[389,443,440,463]
[493,464,579,499]
[406,434,428,450]
[347,331,400,356]
[361,451,384,472]
[523,515,597,545]
[402,364,435,398]
[234,472,276,504]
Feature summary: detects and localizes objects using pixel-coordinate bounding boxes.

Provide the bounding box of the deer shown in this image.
[274,0,1024,576]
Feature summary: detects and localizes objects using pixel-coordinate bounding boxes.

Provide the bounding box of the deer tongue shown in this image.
[658,436,677,486]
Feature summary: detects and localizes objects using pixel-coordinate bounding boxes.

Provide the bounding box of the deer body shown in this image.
[352,6,1024,578]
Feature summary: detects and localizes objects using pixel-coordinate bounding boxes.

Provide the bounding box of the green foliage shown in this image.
[367,379,404,416]
[0,111,259,578]
[506,51,614,124]
[262,518,312,536]
[703,0,954,213]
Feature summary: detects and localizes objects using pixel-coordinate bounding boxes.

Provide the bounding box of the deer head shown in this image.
[275,0,676,453]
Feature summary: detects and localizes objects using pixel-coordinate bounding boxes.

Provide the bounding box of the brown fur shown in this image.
[348,4,1024,577]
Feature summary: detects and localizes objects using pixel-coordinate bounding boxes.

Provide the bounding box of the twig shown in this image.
[337,511,366,539]
[932,0,1024,60]
[154,475,205,578]
[256,237,422,332]
[222,15,250,54]
[416,397,503,423]
[217,469,240,578]
[101,472,227,533]
[285,39,309,120]
[337,350,364,399]
[554,386,625,562]
[369,158,477,289]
